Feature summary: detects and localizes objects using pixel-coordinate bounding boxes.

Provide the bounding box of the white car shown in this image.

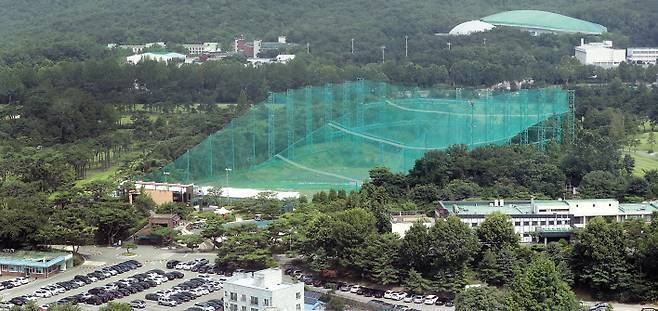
[0,302,15,309]
[149,277,164,285]
[175,263,185,269]
[15,277,29,285]
[384,290,394,299]
[72,280,86,287]
[21,295,38,302]
[350,285,360,293]
[403,294,414,303]
[424,295,438,305]
[413,295,425,304]
[198,273,213,280]
[34,289,54,298]
[158,297,178,306]
[9,280,22,287]
[393,292,408,301]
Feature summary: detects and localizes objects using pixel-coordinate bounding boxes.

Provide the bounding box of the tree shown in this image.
[201,216,227,247]
[455,286,506,311]
[99,302,133,311]
[571,217,632,299]
[121,242,137,254]
[325,297,345,311]
[151,226,178,245]
[405,268,431,294]
[578,170,624,199]
[216,225,276,270]
[177,234,204,250]
[352,233,400,284]
[476,212,518,253]
[648,131,656,153]
[47,208,96,254]
[506,257,580,311]
[399,221,431,273]
[478,246,521,286]
[90,202,136,245]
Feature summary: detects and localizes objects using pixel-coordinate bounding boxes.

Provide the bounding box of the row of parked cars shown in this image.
[168,259,234,277]
[144,274,222,309]
[383,291,453,307]
[82,268,182,306]
[0,277,30,291]
[0,260,142,309]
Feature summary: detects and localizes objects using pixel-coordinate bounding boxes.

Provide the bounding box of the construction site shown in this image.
[141,80,575,191]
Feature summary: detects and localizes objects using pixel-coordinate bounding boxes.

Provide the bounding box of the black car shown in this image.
[166,260,180,269]
[171,294,189,303]
[373,291,384,298]
[165,272,177,280]
[88,287,106,295]
[171,271,184,278]
[149,269,166,275]
[74,275,92,284]
[145,293,161,301]
[86,296,103,305]
[186,308,205,311]
[9,297,27,306]
[119,288,131,296]
[144,280,156,287]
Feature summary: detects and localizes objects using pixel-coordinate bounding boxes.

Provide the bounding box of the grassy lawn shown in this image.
[628,152,658,176]
[74,165,121,187]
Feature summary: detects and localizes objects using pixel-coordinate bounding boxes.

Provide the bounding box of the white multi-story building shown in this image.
[627,47,658,65]
[182,42,221,55]
[108,42,166,53]
[224,269,304,311]
[439,199,658,243]
[574,40,626,68]
[126,52,186,64]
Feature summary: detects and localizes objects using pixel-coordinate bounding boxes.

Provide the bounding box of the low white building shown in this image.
[274,55,296,64]
[182,42,221,55]
[126,52,186,64]
[574,40,626,68]
[627,47,658,65]
[440,199,658,243]
[224,269,304,311]
[108,42,166,53]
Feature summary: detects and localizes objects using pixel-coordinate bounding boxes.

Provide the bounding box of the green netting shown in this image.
[141,80,574,191]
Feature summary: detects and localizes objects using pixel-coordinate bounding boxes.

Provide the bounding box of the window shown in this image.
[531,221,538,225]
[540,221,546,225]
[230,293,238,301]
[242,307,247,311]
[230,304,238,311]
[251,297,259,305]
[514,222,521,226]
[264,299,270,306]
[523,221,530,226]
[549,221,555,225]
[296,304,301,310]
[241,294,246,302]
[251,308,258,311]
[296,292,301,299]
[471,223,477,227]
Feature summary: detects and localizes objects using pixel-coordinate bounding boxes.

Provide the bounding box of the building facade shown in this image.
[574,40,626,68]
[0,252,73,279]
[132,181,193,205]
[224,269,304,311]
[439,199,658,243]
[126,52,186,64]
[182,42,221,55]
[627,47,658,65]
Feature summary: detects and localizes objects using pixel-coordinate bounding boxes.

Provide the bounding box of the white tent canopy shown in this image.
[449,20,496,35]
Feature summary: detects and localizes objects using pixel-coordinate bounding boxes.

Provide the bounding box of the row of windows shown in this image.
[470,219,569,228]
[228,292,275,307]
[229,303,300,311]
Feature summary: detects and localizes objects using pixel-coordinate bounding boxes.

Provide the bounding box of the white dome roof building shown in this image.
[449,20,495,36]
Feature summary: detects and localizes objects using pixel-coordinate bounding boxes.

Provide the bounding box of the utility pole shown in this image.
[224,167,232,204]
[447,42,452,51]
[306,42,310,53]
[351,38,354,54]
[381,46,386,63]
[405,35,408,58]
[483,38,487,45]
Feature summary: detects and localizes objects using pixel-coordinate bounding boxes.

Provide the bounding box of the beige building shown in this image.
[132,181,193,205]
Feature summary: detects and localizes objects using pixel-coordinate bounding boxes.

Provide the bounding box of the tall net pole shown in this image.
[286,89,295,159]
[305,86,313,146]
[267,92,275,157]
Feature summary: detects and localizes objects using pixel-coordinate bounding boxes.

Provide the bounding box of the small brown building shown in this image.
[134,213,181,244]
[131,181,194,205]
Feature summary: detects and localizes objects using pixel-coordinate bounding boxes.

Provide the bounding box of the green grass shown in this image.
[75,165,120,187]
[628,152,658,176]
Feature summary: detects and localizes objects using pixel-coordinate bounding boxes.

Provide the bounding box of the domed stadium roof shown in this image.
[481,10,607,34]
[449,20,496,36]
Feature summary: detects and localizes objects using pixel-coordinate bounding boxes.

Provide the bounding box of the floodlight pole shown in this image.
[447,42,451,51]
[351,38,354,54]
[405,35,408,58]
[225,168,232,204]
[381,46,386,63]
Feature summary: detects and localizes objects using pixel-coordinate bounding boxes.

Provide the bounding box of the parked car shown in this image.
[129,299,146,309]
[159,297,179,306]
[166,260,180,269]
[412,295,424,304]
[34,290,54,298]
[403,294,414,303]
[384,290,394,299]
[423,295,438,305]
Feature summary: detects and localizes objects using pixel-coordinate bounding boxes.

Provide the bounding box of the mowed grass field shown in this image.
[628,131,658,176]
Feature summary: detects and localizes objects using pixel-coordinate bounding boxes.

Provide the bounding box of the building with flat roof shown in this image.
[0,251,73,279]
[575,40,626,68]
[627,47,658,65]
[126,52,186,64]
[182,42,221,55]
[224,268,304,311]
[132,181,193,205]
[439,199,658,243]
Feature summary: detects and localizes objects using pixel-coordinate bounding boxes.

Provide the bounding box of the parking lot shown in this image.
[0,246,222,310]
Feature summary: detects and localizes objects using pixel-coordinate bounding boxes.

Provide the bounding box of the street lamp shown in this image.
[225,168,232,204]
[163,171,170,183]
